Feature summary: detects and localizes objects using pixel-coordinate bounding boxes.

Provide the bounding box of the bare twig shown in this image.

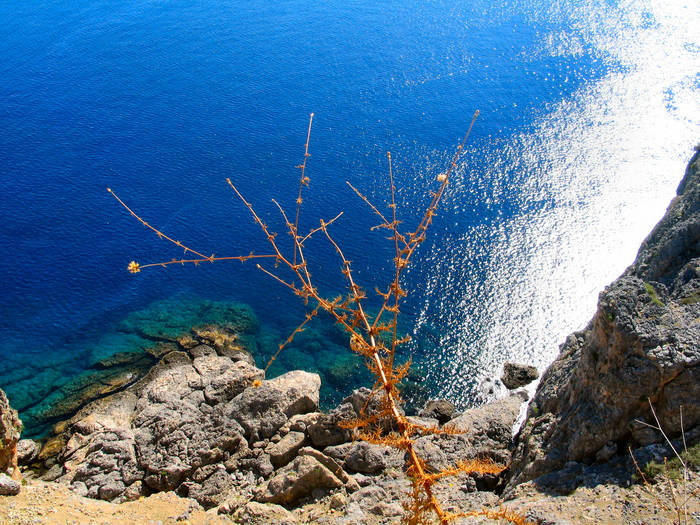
[115,112,530,525]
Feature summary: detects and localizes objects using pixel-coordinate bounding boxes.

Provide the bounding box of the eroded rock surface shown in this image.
[254,454,345,505]
[418,399,455,424]
[412,392,525,481]
[37,332,321,508]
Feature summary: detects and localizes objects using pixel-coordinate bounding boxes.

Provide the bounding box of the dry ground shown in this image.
[1,477,699,525]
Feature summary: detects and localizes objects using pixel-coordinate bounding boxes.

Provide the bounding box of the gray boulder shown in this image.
[227,371,320,442]
[254,454,344,505]
[267,431,306,468]
[0,473,20,496]
[418,399,455,424]
[16,439,40,465]
[324,441,404,475]
[297,447,360,492]
[501,363,539,389]
[177,465,232,508]
[307,404,354,448]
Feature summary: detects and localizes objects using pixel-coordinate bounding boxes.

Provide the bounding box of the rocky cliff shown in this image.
[508,148,700,488]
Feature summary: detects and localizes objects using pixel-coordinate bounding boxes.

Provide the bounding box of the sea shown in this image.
[1,0,698,437]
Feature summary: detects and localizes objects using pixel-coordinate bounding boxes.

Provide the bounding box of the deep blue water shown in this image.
[1,0,698,436]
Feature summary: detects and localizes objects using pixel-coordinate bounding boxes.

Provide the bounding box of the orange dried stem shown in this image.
[387,151,400,369]
[346,181,408,248]
[264,306,320,373]
[293,112,314,266]
[299,212,344,244]
[369,110,479,336]
[108,188,210,259]
[138,254,276,270]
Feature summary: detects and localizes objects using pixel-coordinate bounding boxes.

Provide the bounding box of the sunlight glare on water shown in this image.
[1,0,699,433]
[411,0,700,405]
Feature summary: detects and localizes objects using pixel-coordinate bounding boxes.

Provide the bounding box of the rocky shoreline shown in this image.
[5,323,533,523]
[1,148,700,524]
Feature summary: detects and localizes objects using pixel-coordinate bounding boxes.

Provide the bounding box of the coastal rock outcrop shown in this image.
[418,399,456,424]
[29,315,523,517]
[0,388,21,478]
[412,392,525,480]
[36,327,323,507]
[509,150,700,489]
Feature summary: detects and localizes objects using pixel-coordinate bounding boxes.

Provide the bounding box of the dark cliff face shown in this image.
[509,149,700,487]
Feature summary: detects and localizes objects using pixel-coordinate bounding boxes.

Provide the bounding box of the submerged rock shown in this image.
[33,357,154,424]
[118,300,258,343]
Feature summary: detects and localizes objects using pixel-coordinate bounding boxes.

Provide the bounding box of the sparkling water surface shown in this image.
[1,0,698,436]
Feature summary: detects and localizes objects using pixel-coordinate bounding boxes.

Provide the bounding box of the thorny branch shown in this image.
[110,111,529,524]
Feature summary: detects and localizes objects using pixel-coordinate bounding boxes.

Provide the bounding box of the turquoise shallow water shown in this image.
[0,0,699,436]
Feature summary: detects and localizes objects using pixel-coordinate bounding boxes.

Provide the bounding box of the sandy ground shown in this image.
[501,478,700,525]
[0,480,230,525]
[1,476,699,525]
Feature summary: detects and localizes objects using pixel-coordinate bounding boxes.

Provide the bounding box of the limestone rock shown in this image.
[297,447,360,492]
[177,466,232,508]
[198,357,263,404]
[501,363,539,389]
[324,441,404,475]
[307,412,352,448]
[16,439,40,465]
[254,454,344,505]
[418,399,455,424]
[267,431,306,468]
[509,150,700,489]
[0,388,21,476]
[347,484,403,520]
[448,391,526,443]
[227,371,320,442]
[0,473,20,496]
[307,401,355,448]
[233,501,300,524]
[413,393,525,473]
[345,387,402,431]
[329,491,347,510]
[285,412,322,434]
